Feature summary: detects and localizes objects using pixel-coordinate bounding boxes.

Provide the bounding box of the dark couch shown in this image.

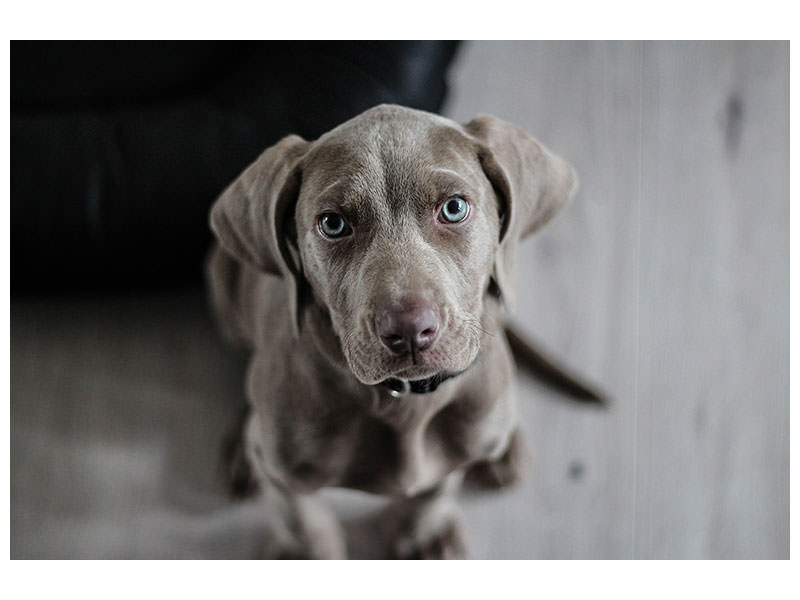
[11,41,460,293]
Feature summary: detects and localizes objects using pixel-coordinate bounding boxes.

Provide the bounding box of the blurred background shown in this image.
[10,41,788,559]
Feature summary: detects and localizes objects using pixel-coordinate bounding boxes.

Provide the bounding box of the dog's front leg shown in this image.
[384,471,467,559]
[257,479,347,560]
[243,413,346,559]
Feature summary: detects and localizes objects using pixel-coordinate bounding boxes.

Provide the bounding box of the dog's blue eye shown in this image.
[439,197,469,223]
[318,213,350,238]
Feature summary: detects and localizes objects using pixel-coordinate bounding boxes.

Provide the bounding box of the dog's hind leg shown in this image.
[220,404,259,499]
[464,429,525,490]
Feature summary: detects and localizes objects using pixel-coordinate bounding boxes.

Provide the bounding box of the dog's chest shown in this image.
[277,386,512,496]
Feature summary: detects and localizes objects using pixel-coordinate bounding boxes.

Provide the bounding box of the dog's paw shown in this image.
[264,543,343,560]
[465,431,524,490]
[261,540,325,560]
[392,515,467,560]
[261,533,347,560]
[259,495,348,560]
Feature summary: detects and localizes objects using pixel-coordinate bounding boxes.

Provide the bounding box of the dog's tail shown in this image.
[504,325,608,405]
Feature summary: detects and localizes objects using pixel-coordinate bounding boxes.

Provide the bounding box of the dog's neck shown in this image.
[378,370,465,397]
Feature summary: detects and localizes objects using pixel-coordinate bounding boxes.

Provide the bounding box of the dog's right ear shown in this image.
[463,115,578,311]
[210,134,309,332]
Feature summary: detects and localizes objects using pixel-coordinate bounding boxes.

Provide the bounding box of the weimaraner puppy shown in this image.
[207,104,580,559]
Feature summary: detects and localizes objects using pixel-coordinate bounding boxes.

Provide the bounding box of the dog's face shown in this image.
[210,105,578,385]
[295,111,499,384]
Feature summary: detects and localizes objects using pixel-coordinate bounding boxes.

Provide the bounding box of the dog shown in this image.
[206,104,588,559]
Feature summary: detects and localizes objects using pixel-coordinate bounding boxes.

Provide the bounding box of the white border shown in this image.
[2,2,795,597]
[3,1,796,40]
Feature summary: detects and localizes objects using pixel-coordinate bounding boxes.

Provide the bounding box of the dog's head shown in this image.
[210,105,577,385]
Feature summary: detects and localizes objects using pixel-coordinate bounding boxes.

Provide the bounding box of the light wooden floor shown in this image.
[10,41,788,559]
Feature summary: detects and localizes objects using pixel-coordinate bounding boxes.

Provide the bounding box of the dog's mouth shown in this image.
[378,352,480,396]
[391,362,442,380]
[345,349,460,386]
[384,345,456,379]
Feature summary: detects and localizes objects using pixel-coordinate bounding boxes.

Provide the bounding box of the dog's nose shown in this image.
[376,304,440,355]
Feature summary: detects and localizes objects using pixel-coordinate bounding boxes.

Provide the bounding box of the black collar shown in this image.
[378,371,462,397]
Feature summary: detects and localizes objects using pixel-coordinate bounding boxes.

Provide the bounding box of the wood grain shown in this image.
[446,41,788,559]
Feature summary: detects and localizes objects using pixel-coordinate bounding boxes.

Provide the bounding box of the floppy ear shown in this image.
[209,134,309,334]
[463,115,578,310]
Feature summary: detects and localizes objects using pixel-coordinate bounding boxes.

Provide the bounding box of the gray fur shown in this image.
[207,104,577,559]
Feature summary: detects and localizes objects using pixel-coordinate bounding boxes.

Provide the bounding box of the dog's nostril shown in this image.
[414,325,439,352]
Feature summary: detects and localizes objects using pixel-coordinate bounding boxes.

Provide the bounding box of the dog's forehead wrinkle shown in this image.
[306,117,477,229]
[429,167,466,180]
[313,178,347,202]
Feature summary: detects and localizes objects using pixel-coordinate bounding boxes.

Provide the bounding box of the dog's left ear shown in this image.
[464,115,578,310]
[210,134,310,335]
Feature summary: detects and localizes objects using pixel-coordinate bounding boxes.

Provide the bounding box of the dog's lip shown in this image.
[353,360,441,386]
[392,364,442,380]
[386,351,445,379]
